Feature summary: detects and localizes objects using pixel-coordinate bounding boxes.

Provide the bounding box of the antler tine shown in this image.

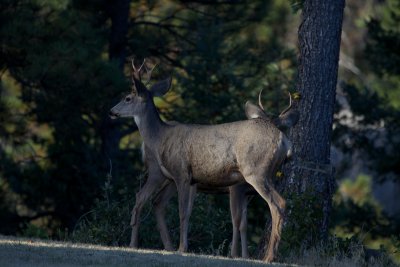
[131,58,147,81]
[132,58,141,77]
[258,89,265,110]
[138,59,146,73]
[144,63,157,85]
[130,58,139,93]
[279,93,293,116]
[131,58,137,72]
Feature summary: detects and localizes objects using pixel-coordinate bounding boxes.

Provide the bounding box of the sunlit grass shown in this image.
[0,235,293,267]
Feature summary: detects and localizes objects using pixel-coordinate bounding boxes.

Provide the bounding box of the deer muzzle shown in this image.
[109,110,120,119]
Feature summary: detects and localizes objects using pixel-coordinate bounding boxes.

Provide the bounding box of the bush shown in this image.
[71,173,233,255]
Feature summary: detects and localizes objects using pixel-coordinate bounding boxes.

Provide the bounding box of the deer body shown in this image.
[129,106,288,260]
[146,120,287,187]
[143,94,298,259]
[110,64,297,262]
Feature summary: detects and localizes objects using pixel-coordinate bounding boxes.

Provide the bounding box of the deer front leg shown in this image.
[229,183,249,258]
[153,180,176,251]
[130,171,165,248]
[176,178,197,253]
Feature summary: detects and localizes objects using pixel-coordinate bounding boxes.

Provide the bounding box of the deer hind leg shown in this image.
[243,174,285,263]
[152,180,176,251]
[130,168,166,248]
[229,186,240,258]
[176,178,197,253]
[229,183,249,258]
[238,186,249,258]
[240,207,249,258]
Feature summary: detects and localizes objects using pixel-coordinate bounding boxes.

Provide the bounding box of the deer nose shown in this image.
[109,111,119,118]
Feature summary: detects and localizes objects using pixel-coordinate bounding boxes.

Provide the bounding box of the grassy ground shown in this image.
[0,235,294,267]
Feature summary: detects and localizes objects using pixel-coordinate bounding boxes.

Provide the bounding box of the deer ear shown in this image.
[245,101,268,119]
[149,77,172,96]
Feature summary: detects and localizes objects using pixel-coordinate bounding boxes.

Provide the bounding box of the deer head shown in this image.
[109,59,171,119]
[245,90,299,131]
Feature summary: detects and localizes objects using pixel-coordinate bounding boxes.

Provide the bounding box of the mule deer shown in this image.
[140,91,298,258]
[109,61,298,262]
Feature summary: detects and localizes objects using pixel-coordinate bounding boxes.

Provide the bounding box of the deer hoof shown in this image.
[178,245,187,253]
[263,254,274,263]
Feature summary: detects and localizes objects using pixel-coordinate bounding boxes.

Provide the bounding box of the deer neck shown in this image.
[134,102,167,149]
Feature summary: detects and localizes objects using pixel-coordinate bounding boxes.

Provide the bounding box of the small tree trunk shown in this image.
[259,0,345,258]
[100,0,131,179]
[107,0,130,68]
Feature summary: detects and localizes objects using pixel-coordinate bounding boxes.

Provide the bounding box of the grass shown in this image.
[0,235,294,267]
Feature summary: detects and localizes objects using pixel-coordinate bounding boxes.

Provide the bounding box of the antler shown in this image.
[258,89,265,111]
[131,58,146,81]
[144,63,157,85]
[131,58,156,85]
[279,93,292,116]
[259,89,293,117]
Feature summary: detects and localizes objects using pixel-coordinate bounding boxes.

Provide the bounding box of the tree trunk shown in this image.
[100,0,131,179]
[106,0,130,68]
[259,0,345,259]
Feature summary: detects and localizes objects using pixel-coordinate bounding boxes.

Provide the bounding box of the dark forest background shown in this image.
[1,0,400,263]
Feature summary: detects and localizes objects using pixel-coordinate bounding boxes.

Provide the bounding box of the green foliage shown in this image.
[188,194,232,255]
[332,175,388,235]
[331,175,400,263]
[333,0,400,182]
[1,0,135,234]
[19,223,49,240]
[0,0,296,247]
[71,173,233,255]
[283,235,397,267]
[333,82,400,180]
[126,1,296,124]
[71,194,132,246]
[289,0,304,14]
[365,0,400,77]
[276,178,399,264]
[279,190,324,256]
[278,178,397,265]
[1,0,398,263]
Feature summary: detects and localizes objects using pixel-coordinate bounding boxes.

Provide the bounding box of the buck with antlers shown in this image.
[109,60,298,262]
[139,92,298,258]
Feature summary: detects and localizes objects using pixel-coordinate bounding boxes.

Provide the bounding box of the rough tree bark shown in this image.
[259,0,345,258]
[287,0,345,235]
[106,0,130,68]
[100,0,131,178]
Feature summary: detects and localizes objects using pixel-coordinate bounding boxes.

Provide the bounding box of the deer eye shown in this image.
[125,96,132,102]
